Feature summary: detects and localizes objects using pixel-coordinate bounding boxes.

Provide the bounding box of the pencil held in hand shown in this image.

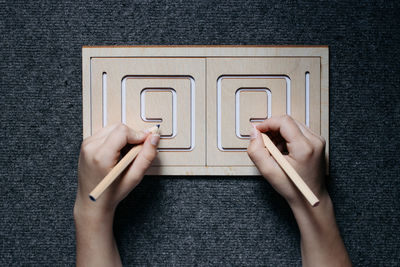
[261,133,320,207]
[89,125,160,201]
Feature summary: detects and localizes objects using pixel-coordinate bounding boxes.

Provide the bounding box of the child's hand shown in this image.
[74,123,160,219]
[248,115,351,266]
[247,115,327,208]
[74,123,160,266]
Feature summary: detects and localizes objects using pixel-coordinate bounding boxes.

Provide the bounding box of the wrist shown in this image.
[74,200,122,267]
[290,192,335,226]
[74,199,115,229]
[289,193,352,266]
[289,192,342,249]
[289,190,332,214]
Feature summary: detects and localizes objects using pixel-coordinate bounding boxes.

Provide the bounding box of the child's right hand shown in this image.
[247,115,327,208]
[248,115,352,266]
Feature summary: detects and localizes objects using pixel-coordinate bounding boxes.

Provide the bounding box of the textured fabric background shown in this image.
[1,0,399,266]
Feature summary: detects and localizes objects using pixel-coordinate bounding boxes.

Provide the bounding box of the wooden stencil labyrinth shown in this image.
[82,46,329,175]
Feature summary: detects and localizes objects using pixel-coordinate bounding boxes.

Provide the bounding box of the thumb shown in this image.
[247,126,276,177]
[118,133,160,196]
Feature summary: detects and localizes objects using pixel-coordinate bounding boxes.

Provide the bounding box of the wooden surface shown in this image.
[239,90,270,136]
[143,90,173,136]
[124,78,190,149]
[223,79,286,149]
[82,46,329,175]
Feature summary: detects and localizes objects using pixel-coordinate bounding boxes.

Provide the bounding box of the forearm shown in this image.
[290,194,351,267]
[74,206,122,267]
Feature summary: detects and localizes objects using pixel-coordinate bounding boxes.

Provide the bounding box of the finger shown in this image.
[295,122,326,157]
[82,124,119,146]
[101,124,148,153]
[92,123,119,139]
[256,115,317,162]
[294,121,316,139]
[255,115,308,145]
[247,127,281,178]
[119,133,160,191]
[295,121,326,144]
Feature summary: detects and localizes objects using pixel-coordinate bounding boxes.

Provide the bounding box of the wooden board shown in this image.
[82,46,329,175]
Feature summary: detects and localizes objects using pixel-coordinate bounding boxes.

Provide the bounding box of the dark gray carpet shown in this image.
[1,0,399,266]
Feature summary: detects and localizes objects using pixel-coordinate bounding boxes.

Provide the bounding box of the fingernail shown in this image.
[250,126,259,140]
[151,134,160,146]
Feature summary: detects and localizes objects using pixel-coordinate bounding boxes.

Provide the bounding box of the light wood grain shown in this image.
[221,78,287,151]
[239,90,269,136]
[144,90,173,136]
[261,133,319,207]
[125,78,191,149]
[89,126,159,201]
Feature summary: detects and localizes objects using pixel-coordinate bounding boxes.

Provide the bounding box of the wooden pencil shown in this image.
[89,125,160,201]
[261,133,320,207]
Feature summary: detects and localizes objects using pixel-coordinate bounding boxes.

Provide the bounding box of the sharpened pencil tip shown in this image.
[89,195,96,202]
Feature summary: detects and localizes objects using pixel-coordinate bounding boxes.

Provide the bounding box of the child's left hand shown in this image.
[74,123,160,220]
